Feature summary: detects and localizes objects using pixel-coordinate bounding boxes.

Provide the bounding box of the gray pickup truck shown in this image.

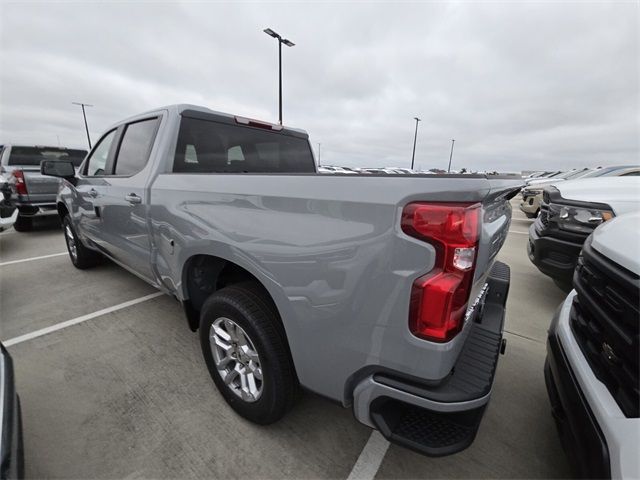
[43,104,520,456]
[0,145,87,231]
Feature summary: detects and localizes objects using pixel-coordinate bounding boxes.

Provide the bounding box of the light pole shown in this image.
[448,139,456,173]
[263,28,295,125]
[411,117,421,170]
[318,143,321,163]
[72,102,93,149]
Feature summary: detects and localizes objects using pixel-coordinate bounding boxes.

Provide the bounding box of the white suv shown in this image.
[545,212,640,479]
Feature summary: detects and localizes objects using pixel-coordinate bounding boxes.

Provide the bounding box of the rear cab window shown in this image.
[173,116,315,174]
[8,147,87,167]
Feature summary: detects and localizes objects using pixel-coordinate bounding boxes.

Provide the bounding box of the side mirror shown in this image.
[41,159,75,180]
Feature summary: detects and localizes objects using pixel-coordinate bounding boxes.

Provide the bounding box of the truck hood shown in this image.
[553,177,640,215]
[591,212,640,276]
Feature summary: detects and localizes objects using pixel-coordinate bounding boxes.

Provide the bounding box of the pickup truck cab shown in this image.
[528,177,640,286]
[0,145,87,231]
[43,104,521,456]
[545,212,639,479]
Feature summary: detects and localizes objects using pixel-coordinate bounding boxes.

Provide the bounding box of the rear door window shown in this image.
[114,118,160,176]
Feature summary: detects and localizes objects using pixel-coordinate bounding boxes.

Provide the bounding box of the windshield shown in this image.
[8,147,87,167]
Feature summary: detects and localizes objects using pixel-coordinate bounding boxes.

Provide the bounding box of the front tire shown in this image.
[199,282,297,425]
[62,216,102,269]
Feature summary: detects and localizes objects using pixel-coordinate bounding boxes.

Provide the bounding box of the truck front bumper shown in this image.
[527,224,582,284]
[545,292,639,480]
[352,261,510,457]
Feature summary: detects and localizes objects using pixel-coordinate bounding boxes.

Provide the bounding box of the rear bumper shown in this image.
[15,202,57,217]
[527,224,581,283]
[352,261,509,457]
[544,296,611,479]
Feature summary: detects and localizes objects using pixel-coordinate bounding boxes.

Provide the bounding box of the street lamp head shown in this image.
[282,39,295,47]
[414,117,421,122]
[263,28,279,39]
[72,102,93,107]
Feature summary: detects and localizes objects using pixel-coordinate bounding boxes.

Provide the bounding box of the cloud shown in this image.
[0,1,637,171]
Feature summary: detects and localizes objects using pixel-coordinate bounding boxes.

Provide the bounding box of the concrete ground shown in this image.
[0,201,573,479]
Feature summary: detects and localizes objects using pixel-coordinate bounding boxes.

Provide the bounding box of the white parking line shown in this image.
[3,292,164,347]
[0,252,67,267]
[347,431,390,480]
[509,230,529,235]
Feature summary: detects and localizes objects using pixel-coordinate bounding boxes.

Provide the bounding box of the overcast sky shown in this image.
[0,1,637,172]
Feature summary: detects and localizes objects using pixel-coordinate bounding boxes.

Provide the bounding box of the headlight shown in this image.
[548,202,614,234]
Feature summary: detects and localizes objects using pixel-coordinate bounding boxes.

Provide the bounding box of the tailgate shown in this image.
[473,178,523,287]
[20,168,61,202]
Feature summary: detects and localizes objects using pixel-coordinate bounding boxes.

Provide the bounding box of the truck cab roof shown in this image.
[115,104,309,139]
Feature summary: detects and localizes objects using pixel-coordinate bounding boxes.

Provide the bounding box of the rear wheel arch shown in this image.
[182,254,298,382]
[182,255,287,332]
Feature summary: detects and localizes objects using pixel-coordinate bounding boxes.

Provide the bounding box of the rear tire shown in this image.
[62,216,102,269]
[199,282,297,425]
[13,215,33,232]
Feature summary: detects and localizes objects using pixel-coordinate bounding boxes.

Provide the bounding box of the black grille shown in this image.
[571,240,639,418]
[539,204,549,227]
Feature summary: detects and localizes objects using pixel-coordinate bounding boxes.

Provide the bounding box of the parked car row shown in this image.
[520,165,640,218]
[544,210,639,479]
[318,165,425,174]
[523,169,640,477]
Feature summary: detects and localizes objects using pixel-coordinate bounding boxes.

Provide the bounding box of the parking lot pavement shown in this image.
[0,226,66,264]
[0,201,574,479]
[0,254,156,340]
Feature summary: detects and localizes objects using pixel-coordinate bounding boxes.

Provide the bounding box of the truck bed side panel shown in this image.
[149,173,513,404]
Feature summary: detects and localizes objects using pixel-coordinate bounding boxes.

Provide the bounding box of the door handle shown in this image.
[125,193,142,205]
[88,188,98,198]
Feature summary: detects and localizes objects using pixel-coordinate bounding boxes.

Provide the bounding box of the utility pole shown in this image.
[72,102,93,149]
[263,28,295,125]
[448,139,456,173]
[411,117,421,170]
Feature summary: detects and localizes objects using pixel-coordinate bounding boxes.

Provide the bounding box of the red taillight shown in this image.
[402,203,481,342]
[12,170,28,195]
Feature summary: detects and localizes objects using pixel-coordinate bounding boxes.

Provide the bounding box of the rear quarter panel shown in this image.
[149,174,512,404]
